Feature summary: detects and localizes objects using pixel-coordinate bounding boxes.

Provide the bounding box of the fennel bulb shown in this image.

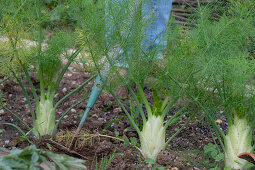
[141,115,165,161]
[225,118,252,169]
[35,99,55,136]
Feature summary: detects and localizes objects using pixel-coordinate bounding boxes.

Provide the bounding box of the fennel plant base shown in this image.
[35,99,55,137]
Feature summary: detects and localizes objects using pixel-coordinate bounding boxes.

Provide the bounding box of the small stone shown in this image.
[4,140,9,144]
[0,109,4,114]
[71,81,76,85]
[74,121,77,124]
[215,119,223,124]
[23,97,26,101]
[54,93,59,98]
[9,94,12,97]
[83,72,90,77]
[92,114,98,118]
[68,66,74,71]
[62,88,67,93]
[71,109,76,113]
[98,118,104,122]
[73,115,78,119]
[64,115,68,119]
[58,112,62,115]
[220,110,224,114]
[67,73,72,77]
[113,107,122,114]
[171,167,178,170]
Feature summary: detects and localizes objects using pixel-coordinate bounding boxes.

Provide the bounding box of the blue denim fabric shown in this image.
[142,0,173,59]
[105,0,172,68]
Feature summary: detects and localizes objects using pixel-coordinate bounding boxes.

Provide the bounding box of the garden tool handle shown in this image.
[69,74,106,149]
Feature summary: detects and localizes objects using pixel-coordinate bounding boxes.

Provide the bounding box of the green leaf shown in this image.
[153,167,165,170]
[104,116,126,130]
[243,162,255,169]
[0,145,86,170]
[114,130,119,137]
[31,151,39,164]
[124,136,129,147]
[209,168,221,170]
[145,158,157,165]
[215,153,224,161]
[204,143,217,154]
[130,137,138,147]
[46,151,86,170]
[210,150,218,158]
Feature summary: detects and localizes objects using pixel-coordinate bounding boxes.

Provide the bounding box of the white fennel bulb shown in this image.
[141,115,165,161]
[35,99,55,136]
[225,118,252,170]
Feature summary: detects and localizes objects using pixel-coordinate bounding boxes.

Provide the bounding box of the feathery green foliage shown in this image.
[165,0,255,169]
[0,0,95,138]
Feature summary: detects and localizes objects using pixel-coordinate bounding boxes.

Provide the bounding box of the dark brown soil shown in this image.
[0,67,226,169]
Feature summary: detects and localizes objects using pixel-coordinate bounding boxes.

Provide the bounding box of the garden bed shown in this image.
[0,67,226,169]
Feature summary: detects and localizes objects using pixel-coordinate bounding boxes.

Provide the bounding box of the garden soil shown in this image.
[0,67,226,169]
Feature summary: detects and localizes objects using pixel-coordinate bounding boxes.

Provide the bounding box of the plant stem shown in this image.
[162,96,180,118]
[163,104,189,130]
[164,113,194,149]
[51,48,82,99]
[0,76,9,84]
[97,134,143,156]
[23,68,39,105]
[1,123,33,144]
[12,71,36,126]
[53,75,96,111]
[108,87,142,138]
[137,83,152,119]
[52,97,87,136]
[2,105,30,130]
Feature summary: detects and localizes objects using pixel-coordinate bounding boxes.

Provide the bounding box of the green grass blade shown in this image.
[52,48,82,98]
[53,74,96,111]
[12,71,36,125]
[164,113,195,149]
[103,115,127,130]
